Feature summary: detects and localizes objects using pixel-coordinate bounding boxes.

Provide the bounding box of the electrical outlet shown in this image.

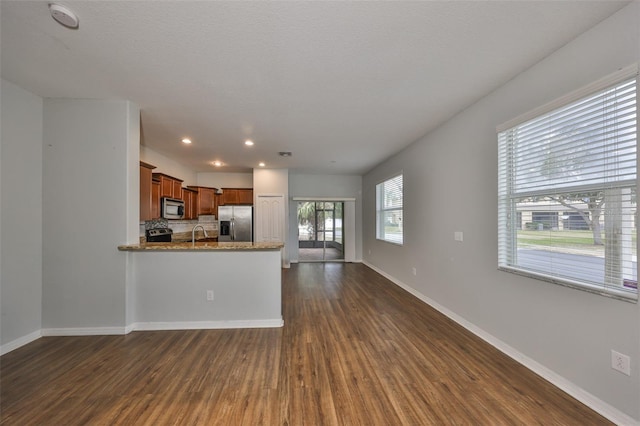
[454,231,464,242]
[412,267,417,276]
[206,290,214,301]
[368,249,371,255]
[611,350,631,376]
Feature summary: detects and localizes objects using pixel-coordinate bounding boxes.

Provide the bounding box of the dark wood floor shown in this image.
[1,263,611,425]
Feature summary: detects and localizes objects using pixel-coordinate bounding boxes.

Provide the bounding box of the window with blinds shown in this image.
[498,67,637,301]
[376,174,403,245]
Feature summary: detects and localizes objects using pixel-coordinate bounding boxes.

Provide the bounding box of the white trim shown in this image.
[292,196,356,201]
[499,266,637,303]
[497,63,638,132]
[374,169,404,187]
[0,330,42,355]
[362,261,637,426]
[2,319,284,353]
[42,326,128,336]
[344,200,356,262]
[132,319,284,331]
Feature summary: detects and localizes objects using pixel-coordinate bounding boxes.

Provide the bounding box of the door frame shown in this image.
[292,197,356,263]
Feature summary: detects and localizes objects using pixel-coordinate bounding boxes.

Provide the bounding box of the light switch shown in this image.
[454,231,463,242]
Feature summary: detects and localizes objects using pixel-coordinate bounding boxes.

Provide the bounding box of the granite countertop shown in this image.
[118,241,284,252]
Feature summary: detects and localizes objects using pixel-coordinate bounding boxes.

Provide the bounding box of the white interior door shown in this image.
[255,194,285,243]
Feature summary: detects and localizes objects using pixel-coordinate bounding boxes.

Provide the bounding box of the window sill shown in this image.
[376,238,403,246]
[498,266,637,303]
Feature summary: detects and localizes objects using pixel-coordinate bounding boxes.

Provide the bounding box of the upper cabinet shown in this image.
[181,187,198,220]
[188,186,219,216]
[140,162,156,221]
[238,189,254,205]
[140,165,253,221]
[151,180,160,219]
[153,172,184,200]
[220,188,253,205]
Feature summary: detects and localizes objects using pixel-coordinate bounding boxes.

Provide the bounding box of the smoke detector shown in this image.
[49,4,79,29]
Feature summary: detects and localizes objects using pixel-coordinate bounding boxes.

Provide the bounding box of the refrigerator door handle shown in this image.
[230,218,235,241]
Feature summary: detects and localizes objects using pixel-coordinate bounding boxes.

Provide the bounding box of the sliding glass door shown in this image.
[297,201,344,262]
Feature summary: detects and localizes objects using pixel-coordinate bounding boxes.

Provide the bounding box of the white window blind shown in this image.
[498,69,637,301]
[376,174,403,244]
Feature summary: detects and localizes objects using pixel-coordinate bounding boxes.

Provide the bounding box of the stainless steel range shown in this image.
[144,218,173,242]
[145,228,173,242]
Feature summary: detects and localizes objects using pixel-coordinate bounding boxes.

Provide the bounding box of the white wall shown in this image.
[133,250,282,327]
[42,99,139,332]
[288,173,363,262]
[197,172,253,188]
[0,79,43,352]
[140,145,197,186]
[140,147,253,189]
[363,3,640,422]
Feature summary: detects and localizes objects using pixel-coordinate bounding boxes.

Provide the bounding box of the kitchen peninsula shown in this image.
[118,241,284,330]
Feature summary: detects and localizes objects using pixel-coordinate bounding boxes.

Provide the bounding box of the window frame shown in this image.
[376,173,404,245]
[497,65,638,302]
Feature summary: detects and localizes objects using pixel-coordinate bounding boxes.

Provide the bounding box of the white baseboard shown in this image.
[362,261,638,426]
[132,318,284,331]
[1,330,42,355]
[42,326,128,336]
[3,319,285,354]
[289,260,362,264]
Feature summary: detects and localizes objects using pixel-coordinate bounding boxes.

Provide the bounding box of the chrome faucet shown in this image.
[192,224,208,243]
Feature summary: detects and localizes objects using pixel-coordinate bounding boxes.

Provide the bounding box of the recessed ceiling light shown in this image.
[245,140,254,146]
[278,151,292,157]
[49,3,79,29]
[181,138,192,144]
[258,162,266,167]
[212,161,223,167]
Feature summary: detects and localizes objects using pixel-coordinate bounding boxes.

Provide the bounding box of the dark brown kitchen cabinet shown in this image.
[151,180,161,219]
[153,173,184,200]
[182,187,198,220]
[140,161,156,221]
[188,186,219,216]
[220,188,253,205]
[237,189,253,204]
[173,180,183,200]
[221,189,238,205]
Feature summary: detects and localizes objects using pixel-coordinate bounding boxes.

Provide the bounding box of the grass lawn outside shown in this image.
[517,229,637,258]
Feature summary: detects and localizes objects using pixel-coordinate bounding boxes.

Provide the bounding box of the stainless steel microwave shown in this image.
[161,197,184,220]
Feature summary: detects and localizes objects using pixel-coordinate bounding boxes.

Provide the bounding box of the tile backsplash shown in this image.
[140,215,218,242]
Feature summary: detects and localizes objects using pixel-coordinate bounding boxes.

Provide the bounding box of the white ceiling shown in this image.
[1,1,629,174]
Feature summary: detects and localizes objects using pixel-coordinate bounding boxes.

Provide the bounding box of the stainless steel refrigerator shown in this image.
[218,206,253,242]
